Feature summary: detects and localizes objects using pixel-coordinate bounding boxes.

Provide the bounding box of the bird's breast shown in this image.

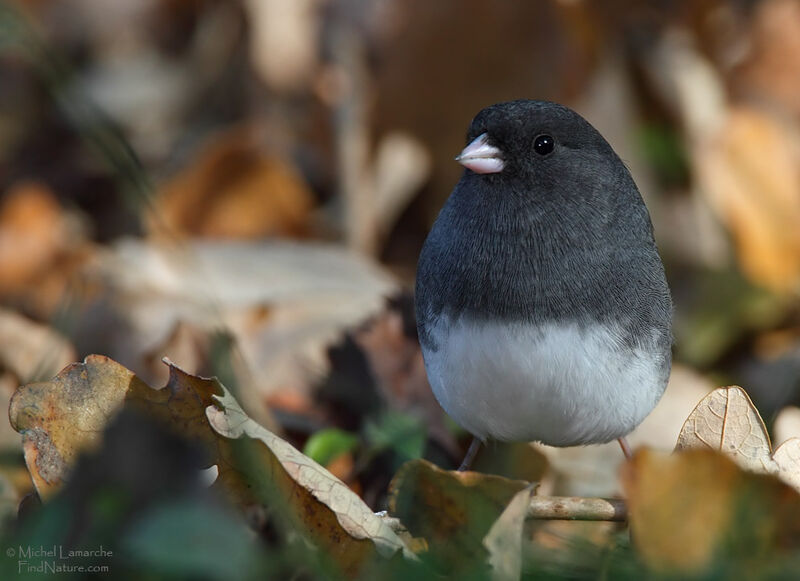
[421,315,669,446]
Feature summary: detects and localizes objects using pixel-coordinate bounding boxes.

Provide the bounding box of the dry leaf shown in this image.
[0,308,76,383]
[695,107,800,292]
[243,0,319,92]
[149,127,315,239]
[773,439,800,492]
[9,355,412,575]
[8,355,216,498]
[388,459,531,573]
[676,385,775,471]
[735,0,800,119]
[0,182,62,291]
[0,373,29,471]
[206,385,413,563]
[774,405,800,445]
[472,442,549,485]
[0,181,89,314]
[676,386,800,492]
[86,238,397,402]
[622,448,800,574]
[483,486,534,581]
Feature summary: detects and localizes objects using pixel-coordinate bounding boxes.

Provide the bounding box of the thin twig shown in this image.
[526,496,627,522]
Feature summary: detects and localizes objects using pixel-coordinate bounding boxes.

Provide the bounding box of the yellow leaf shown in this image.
[696,107,800,291]
[622,448,800,574]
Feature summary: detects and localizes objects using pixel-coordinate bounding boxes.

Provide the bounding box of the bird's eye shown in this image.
[533,134,555,156]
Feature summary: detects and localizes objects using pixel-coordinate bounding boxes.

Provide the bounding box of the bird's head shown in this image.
[456,100,624,205]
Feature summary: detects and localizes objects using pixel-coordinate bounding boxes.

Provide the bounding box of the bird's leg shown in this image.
[617,436,632,461]
[458,437,482,471]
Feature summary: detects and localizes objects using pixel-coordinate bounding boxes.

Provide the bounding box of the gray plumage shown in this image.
[415,100,672,446]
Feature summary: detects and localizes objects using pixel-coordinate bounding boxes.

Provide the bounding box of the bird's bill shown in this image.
[455,133,504,174]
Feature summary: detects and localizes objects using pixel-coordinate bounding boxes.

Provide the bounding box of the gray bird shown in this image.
[415,100,672,469]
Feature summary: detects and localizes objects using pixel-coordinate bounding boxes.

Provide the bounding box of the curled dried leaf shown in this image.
[206,386,414,562]
[10,355,413,575]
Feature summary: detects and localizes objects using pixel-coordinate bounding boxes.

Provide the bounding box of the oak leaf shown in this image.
[206,385,414,565]
[9,355,413,575]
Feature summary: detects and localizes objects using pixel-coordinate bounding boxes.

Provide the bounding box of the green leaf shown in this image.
[365,411,426,463]
[302,428,359,466]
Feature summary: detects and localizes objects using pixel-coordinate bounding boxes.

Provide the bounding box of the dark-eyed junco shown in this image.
[415,100,672,469]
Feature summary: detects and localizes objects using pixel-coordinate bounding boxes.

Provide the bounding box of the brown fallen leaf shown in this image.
[148,127,315,239]
[675,385,800,491]
[9,355,150,497]
[0,181,90,315]
[0,309,76,384]
[9,355,413,576]
[0,181,65,297]
[734,0,800,119]
[622,448,800,574]
[388,459,531,574]
[87,238,397,406]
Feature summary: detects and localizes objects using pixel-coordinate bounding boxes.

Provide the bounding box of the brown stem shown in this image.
[527,496,627,522]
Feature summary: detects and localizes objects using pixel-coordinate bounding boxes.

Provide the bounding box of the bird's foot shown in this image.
[617,436,632,461]
[458,437,482,471]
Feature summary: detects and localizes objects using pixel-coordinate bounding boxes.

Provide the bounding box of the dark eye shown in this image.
[533,134,554,156]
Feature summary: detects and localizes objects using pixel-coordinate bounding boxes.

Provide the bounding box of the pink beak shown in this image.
[455,133,504,174]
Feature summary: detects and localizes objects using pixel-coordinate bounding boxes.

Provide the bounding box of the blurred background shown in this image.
[1,0,800,515]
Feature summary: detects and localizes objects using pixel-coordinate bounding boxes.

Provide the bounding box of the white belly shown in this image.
[422,316,667,446]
